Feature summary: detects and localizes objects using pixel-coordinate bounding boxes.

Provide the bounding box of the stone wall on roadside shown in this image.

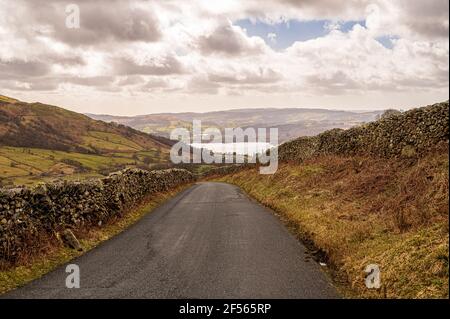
[279,101,449,162]
[0,168,194,261]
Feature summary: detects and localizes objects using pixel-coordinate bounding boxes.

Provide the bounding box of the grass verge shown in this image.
[0,183,192,295]
[214,152,449,298]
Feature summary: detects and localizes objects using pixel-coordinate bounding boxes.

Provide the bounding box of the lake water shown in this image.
[190,142,273,155]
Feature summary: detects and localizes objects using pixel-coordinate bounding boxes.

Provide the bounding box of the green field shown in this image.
[0,145,169,187]
[0,96,176,187]
[82,131,145,152]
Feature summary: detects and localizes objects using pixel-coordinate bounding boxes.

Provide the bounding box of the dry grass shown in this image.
[216,149,449,298]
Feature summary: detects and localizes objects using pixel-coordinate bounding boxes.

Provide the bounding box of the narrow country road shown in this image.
[4,182,338,299]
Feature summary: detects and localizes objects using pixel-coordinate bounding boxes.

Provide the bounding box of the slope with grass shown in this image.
[0,95,173,187]
[217,149,449,298]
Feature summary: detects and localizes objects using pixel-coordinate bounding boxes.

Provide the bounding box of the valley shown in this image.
[87,107,383,143]
[0,96,171,187]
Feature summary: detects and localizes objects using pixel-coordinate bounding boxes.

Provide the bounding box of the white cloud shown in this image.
[267,33,277,43]
[0,0,448,114]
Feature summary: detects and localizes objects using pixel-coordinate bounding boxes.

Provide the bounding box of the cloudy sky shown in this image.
[0,0,448,115]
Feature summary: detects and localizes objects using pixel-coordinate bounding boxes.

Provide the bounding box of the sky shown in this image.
[0,0,448,115]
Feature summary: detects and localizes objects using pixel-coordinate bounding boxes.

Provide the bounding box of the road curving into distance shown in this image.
[4,182,338,299]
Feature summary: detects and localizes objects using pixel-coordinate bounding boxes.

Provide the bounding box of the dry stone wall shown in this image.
[0,168,194,261]
[279,101,449,162]
[201,164,251,177]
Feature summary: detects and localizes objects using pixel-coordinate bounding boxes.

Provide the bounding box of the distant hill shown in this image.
[87,108,383,143]
[0,95,174,187]
[0,95,174,153]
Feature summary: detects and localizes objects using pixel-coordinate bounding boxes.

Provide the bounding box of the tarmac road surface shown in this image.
[4,182,338,299]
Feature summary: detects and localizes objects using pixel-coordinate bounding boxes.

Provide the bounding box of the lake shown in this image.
[190,142,273,155]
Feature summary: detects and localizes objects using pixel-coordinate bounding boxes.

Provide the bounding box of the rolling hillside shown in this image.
[0,95,173,187]
[87,108,383,143]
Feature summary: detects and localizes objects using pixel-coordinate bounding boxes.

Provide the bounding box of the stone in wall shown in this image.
[279,101,449,162]
[0,168,194,262]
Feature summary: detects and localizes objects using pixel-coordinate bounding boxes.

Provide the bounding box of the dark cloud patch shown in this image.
[16,0,161,46]
[61,75,118,92]
[263,0,369,19]
[0,79,59,91]
[187,76,220,94]
[44,53,86,67]
[116,75,145,86]
[199,23,264,56]
[305,66,449,95]
[305,71,362,94]
[398,0,449,38]
[0,59,51,79]
[139,78,170,91]
[395,70,449,89]
[21,82,60,91]
[66,76,115,86]
[112,56,184,75]
[55,6,161,45]
[0,75,117,92]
